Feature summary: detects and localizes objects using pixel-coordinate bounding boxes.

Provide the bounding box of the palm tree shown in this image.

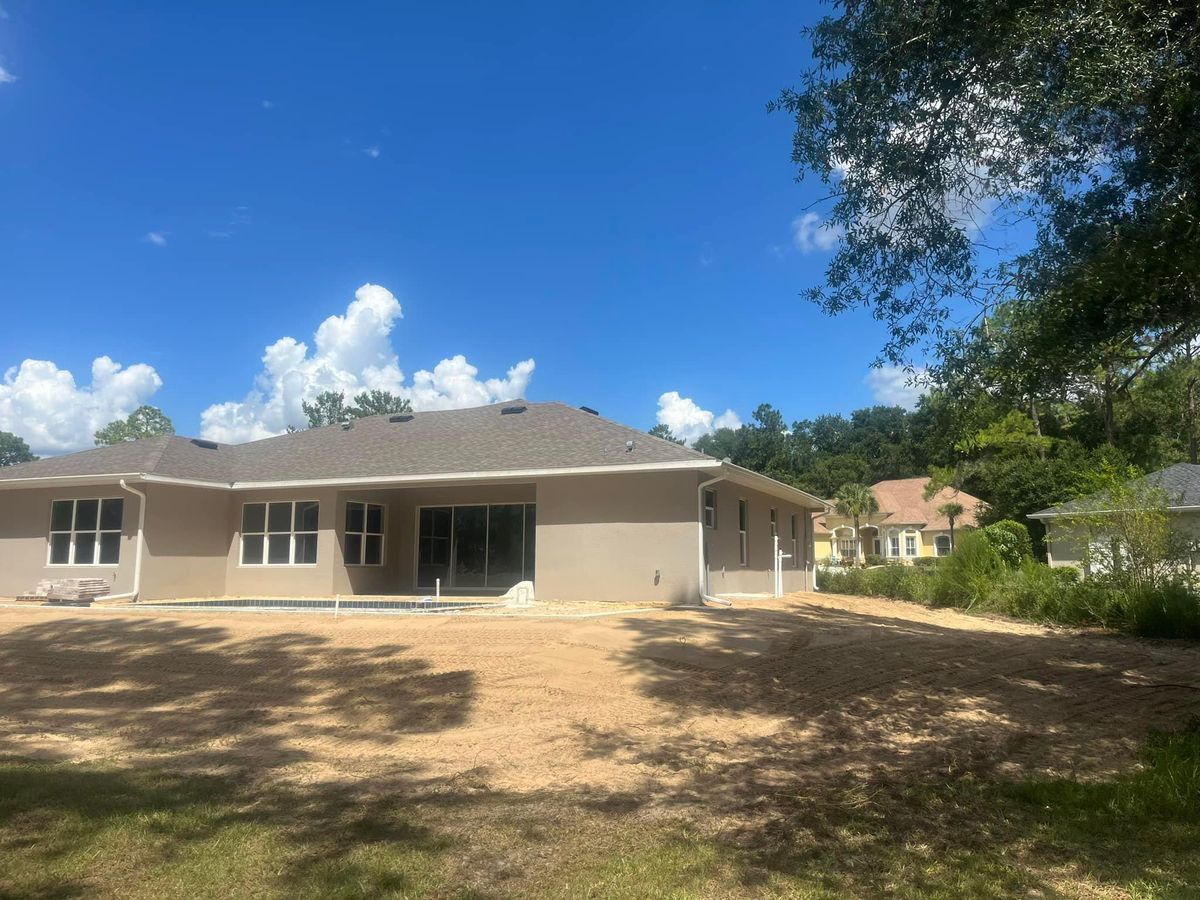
[937,501,965,551]
[834,482,879,564]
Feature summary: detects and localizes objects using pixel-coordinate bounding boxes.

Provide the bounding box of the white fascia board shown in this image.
[228,459,722,491]
[0,472,146,490]
[717,462,827,509]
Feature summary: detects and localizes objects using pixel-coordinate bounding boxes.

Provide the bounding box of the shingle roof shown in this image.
[0,401,709,486]
[813,477,985,534]
[1031,463,1200,518]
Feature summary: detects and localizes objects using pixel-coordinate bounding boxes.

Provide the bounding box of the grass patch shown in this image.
[3,721,1200,897]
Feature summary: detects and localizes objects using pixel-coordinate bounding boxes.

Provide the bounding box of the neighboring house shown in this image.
[813,477,984,564]
[0,401,824,604]
[1030,463,1200,573]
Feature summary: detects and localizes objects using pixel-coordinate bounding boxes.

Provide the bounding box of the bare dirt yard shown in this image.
[2,592,1199,897]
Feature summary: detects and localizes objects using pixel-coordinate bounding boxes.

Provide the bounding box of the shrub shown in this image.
[931,530,1003,609]
[981,560,1073,621]
[864,553,884,567]
[983,520,1034,568]
[1124,582,1200,639]
[912,556,939,568]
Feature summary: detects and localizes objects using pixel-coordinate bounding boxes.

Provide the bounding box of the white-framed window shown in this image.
[790,513,799,568]
[48,498,124,566]
[345,501,386,566]
[703,489,718,529]
[837,530,856,560]
[905,532,918,557]
[889,531,901,557]
[240,501,319,566]
[769,508,778,539]
[934,535,951,556]
[738,499,749,566]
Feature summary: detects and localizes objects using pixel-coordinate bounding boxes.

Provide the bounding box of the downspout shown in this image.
[696,474,732,608]
[102,479,147,601]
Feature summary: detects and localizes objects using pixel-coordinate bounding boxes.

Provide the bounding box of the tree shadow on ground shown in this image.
[586,597,1200,895]
[0,616,475,773]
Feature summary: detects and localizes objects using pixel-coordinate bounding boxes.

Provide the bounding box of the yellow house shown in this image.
[812,478,984,564]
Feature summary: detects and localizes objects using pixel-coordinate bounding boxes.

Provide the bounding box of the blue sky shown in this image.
[0,1,920,456]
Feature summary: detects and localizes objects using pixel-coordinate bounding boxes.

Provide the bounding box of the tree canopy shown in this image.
[774,0,1200,380]
[94,406,175,446]
[301,390,413,428]
[0,431,37,467]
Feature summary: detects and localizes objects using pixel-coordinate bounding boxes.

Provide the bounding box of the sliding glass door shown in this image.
[416,503,535,590]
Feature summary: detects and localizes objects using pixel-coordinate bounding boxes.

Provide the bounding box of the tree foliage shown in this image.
[774,0,1200,380]
[301,390,413,428]
[0,431,37,467]
[94,406,175,445]
[648,424,685,444]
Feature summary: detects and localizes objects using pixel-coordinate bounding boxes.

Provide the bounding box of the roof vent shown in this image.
[626,440,636,453]
[389,414,415,423]
[500,405,527,415]
[580,406,599,415]
[190,438,219,450]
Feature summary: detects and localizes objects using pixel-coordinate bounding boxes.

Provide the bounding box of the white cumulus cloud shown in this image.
[0,357,164,456]
[864,365,928,409]
[364,145,381,159]
[200,283,535,442]
[0,65,15,84]
[143,231,167,246]
[791,212,843,254]
[656,391,742,445]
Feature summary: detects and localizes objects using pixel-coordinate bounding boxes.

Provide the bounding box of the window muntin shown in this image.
[702,489,718,529]
[240,501,319,566]
[889,532,901,557]
[905,532,918,557]
[738,499,749,566]
[48,498,124,566]
[934,535,951,556]
[836,530,855,560]
[345,501,385,566]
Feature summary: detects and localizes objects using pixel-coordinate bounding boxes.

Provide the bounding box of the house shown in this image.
[1029,463,1200,573]
[812,477,984,564]
[0,401,825,604]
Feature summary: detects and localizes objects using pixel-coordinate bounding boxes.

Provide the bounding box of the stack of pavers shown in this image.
[15,578,112,604]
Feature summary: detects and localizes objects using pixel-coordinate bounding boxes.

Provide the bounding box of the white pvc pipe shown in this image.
[103,479,147,601]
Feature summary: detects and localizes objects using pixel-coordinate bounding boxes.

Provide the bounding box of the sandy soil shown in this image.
[1,591,1198,821]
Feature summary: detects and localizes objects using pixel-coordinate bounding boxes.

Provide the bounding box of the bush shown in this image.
[912,556,939,568]
[982,520,1034,568]
[1125,582,1200,639]
[931,530,1004,609]
[980,560,1075,621]
[864,553,884,567]
[819,562,935,605]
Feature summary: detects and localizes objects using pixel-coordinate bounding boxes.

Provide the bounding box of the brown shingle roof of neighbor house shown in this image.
[812,477,986,534]
[0,402,824,507]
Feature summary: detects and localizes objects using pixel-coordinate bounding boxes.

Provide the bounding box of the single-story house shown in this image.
[813,477,984,564]
[0,401,825,604]
[1030,462,1200,573]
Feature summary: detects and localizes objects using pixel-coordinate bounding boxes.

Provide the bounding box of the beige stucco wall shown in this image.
[0,484,141,597]
[139,484,232,600]
[535,471,702,604]
[702,480,813,595]
[223,487,341,597]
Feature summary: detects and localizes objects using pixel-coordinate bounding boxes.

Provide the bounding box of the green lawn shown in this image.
[2,722,1199,898]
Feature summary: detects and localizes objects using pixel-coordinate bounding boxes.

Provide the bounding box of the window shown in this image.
[905,532,918,557]
[889,532,900,557]
[837,531,855,560]
[345,502,385,566]
[934,535,951,557]
[240,501,319,566]
[703,489,718,529]
[417,503,536,589]
[48,498,123,566]
[738,499,749,566]
[769,508,777,538]
[790,514,799,568]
